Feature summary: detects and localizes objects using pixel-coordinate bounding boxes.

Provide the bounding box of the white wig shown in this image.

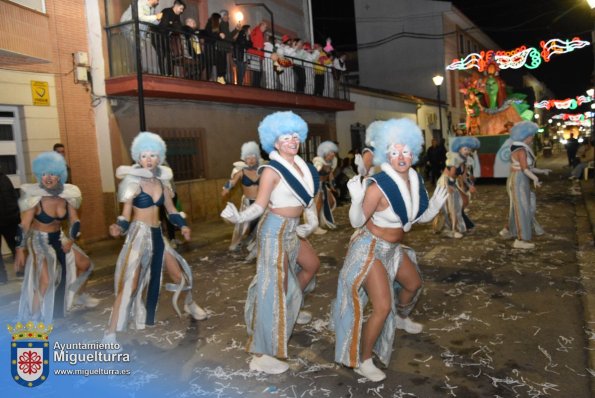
[451,136,479,153]
[317,141,338,158]
[510,121,538,142]
[131,132,167,164]
[372,118,424,165]
[258,111,308,153]
[445,151,464,167]
[240,141,260,161]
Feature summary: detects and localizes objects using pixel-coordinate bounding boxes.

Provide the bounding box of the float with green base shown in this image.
[447,37,590,177]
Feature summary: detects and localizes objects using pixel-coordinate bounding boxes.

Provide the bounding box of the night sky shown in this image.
[312,0,594,99]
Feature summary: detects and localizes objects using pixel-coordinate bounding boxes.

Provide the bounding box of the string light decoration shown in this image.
[534,96,593,110]
[446,37,590,71]
[550,111,593,121]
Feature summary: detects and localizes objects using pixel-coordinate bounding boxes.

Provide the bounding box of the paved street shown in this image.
[1,154,594,397]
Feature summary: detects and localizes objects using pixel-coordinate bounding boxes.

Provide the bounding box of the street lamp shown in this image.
[432,75,444,138]
[235,3,275,42]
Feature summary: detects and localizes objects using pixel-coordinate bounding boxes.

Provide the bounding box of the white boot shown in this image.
[313,227,327,235]
[395,316,423,334]
[184,302,208,320]
[513,239,535,249]
[296,310,312,325]
[442,230,463,239]
[249,354,289,374]
[499,227,513,239]
[102,332,122,354]
[75,293,100,308]
[354,358,386,382]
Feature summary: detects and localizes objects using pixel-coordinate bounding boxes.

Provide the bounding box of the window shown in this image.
[0,125,14,141]
[154,128,206,181]
[0,106,25,185]
[0,156,17,175]
[459,34,464,54]
[9,0,45,13]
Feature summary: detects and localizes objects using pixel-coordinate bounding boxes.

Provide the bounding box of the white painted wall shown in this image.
[355,0,450,100]
[0,70,60,183]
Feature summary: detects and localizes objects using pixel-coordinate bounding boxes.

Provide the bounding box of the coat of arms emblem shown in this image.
[7,321,52,387]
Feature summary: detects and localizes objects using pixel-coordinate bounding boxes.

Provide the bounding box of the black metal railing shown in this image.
[106,21,349,101]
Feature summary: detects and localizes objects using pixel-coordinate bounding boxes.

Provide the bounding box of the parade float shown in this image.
[446,37,590,177]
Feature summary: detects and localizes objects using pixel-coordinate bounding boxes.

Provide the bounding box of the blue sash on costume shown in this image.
[262,161,319,207]
[369,171,429,224]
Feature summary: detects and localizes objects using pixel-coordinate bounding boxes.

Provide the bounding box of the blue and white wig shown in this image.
[317,141,338,158]
[365,120,382,148]
[241,141,260,161]
[451,136,479,153]
[372,118,424,165]
[131,132,167,164]
[510,121,538,142]
[258,111,308,154]
[33,151,68,183]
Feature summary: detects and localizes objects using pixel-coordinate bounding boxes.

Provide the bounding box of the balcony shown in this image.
[104,22,354,112]
[0,1,51,65]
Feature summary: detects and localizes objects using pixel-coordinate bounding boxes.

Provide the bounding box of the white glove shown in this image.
[417,185,449,223]
[220,202,264,224]
[354,154,366,176]
[523,168,541,188]
[347,175,367,228]
[296,204,319,238]
[531,168,551,176]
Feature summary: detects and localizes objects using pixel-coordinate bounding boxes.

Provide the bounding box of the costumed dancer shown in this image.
[313,140,339,233]
[222,141,262,260]
[221,111,321,375]
[103,132,207,349]
[433,152,465,238]
[505,121,550,249]
[451,136,478,232]
[16,152,98,324]
[333,119,448,382]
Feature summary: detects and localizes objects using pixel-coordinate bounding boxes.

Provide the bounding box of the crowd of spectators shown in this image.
[117,1,347,97]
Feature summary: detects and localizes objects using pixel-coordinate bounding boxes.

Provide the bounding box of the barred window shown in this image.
[154,128,205,181]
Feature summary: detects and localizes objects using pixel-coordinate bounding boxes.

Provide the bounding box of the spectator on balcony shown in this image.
[119,0,163,74]
[291,39,307,93]
[219,10,240,83]
[233,25,252,86]
[276,35,295,92]
[262,32,276,90]
[333,52,347,97]
[248,21,267,88]
[313,44,331,96]
[303,42,319,95]
[204,12,228,84]
[182,18,203,80]
[154,0,186,76]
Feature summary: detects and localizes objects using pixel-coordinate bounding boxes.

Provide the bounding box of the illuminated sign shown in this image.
[446,37,590,71]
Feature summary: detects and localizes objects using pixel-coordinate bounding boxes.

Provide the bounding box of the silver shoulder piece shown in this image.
[61,184,83,209]
[118,175,141,203]
[17,184,43,212]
